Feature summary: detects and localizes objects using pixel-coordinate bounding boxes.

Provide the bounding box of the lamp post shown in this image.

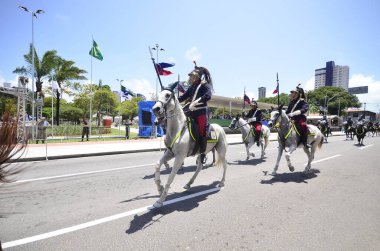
[19,6,44,141]
[151,44,165,100]
[324,94,339,116]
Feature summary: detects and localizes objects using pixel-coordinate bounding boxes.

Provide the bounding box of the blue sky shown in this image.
[1,0,380,112]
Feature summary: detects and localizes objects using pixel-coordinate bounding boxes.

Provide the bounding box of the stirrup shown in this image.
[200,153,206,164]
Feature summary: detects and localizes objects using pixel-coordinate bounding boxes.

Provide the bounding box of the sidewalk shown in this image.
[14,132,346,162]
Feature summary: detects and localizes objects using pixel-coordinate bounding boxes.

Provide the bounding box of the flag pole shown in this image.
[89,40,93,136]
[276,73,280,107]
[243,86,246,110]
[149,46,164,91]
[51,80,54,138]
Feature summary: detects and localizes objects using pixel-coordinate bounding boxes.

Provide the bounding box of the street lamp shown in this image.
[19,6,45,141]
[324,94,339,116]
[151,44,165,99]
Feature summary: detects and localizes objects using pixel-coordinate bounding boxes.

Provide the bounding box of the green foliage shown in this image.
[258,93,290,106]
[118,97,142,119]
[306,86,360,115]
[60,105,83,123]
[0,93,17,115]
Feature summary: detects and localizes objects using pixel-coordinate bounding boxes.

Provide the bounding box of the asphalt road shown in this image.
[1,135,379,251]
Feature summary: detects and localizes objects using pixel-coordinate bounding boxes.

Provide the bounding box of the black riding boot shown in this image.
[255,135,260,146]
[200,137,207,164]
[301,133,310,148]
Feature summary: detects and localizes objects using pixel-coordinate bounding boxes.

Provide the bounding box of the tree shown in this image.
[306,87,360,116]
[53,58,87,125]
[13,45,57,95]
[93,89,119,125]
[258,93,290,106]
[118,97,142,120]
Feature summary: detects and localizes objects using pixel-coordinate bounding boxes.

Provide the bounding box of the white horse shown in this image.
[151,87,228,208]
[228,115,270,160]
[269,105,324,176]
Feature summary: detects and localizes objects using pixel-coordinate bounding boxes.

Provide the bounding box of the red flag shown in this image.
[156,64,173,76]
[272,83,279,94]
[244,94,251,104]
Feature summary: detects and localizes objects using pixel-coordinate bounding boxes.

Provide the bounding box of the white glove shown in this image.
[248,117,256,123]
[288,110,301,117]
[189,98,202,111]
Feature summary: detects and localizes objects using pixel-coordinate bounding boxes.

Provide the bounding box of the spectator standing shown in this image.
[82,119,89,141]
[36,117,49,144]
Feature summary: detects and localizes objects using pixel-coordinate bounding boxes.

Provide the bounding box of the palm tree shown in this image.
[13,44,57,95]
[53,58,87,125]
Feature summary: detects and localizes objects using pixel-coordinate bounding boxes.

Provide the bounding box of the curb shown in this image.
[15,133,346,162]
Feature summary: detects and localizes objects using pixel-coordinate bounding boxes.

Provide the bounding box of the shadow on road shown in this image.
[125,182,221,234]
[142,164,212,180]
[230,157,266,166]
[260,169,320,185]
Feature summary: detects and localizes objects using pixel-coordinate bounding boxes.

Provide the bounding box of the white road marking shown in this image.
[14,163,156,183]
[358,144,374,150]
[2,187,221,249]
[309,154,341,165]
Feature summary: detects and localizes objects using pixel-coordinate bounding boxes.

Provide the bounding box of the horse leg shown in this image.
[285,146,297,172]
[272,145,284,176]
[302,146,312,174]
[155,150,174,195]
[154,156,185,208]
[260,137,265,159]
[184,155,204,190]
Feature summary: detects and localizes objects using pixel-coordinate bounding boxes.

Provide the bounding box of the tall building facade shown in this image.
[314,61,349,90]
[258,87,266,99]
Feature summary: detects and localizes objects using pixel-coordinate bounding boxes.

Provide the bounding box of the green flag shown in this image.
[89,40,103,61]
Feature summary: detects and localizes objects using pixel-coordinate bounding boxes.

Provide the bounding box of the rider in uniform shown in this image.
[347,117,353,127]
[286,84,310,148]
[178,66,213,164]
[244,101,263,146]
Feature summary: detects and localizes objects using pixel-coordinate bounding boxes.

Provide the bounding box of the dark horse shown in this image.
[318,121,332,143]
[0,112,27,183]
[354,121,367,145]
[343,121,354,140]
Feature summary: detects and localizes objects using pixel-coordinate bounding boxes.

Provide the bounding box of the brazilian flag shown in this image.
[89,40,103,61]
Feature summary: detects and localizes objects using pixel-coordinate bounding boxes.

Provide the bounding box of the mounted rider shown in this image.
[244,100,263,146]
[346,117,353,127]
[286,84,310,148]
[178,65,213,164]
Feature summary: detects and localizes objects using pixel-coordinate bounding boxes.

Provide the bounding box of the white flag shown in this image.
[52,81,61,94]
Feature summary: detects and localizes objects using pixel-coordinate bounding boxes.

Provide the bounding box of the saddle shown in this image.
[187,117,217,156]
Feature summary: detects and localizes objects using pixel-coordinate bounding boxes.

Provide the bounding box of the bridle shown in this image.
[230,117,249,130]
[154,89,179,122]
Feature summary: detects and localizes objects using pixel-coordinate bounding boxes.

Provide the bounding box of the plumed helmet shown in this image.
[290,84,306,99]
[250,100,258,106]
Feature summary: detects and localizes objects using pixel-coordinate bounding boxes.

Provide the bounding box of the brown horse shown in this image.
[0,112,27,183]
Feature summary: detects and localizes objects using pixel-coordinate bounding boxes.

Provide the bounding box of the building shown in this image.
[258,87,266,99]
[346,108,376,122]
[315,61,349,90]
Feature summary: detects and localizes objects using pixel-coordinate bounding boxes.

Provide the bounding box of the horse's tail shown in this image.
[318,135,324,149]
[213,124,228,168]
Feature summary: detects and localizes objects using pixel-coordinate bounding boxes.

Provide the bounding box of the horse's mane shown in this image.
[0,112,27,183]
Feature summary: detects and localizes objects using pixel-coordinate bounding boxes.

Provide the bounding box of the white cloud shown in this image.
[349,74,380,112]
[185,47,202,62]
[123,79,155,99]
[304,77,315,91]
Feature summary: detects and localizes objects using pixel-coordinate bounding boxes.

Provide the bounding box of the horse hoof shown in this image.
[153,201,163,208]
[217,182,224,188]
[183,184,190,190]
[289,166,295,172]
[164,163,170,170]
[271,172,277,176]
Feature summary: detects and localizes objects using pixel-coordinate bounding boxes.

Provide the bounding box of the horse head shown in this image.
[228,114,240,129]
[152,86,177,119]
[269,104,285,128]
